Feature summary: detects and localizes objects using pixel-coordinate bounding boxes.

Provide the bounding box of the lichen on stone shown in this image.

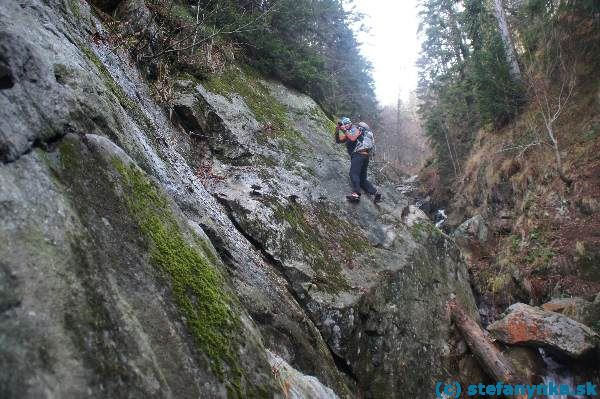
[272,202,371,293]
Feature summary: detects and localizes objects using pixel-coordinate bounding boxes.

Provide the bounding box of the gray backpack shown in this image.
[353,122,375,153]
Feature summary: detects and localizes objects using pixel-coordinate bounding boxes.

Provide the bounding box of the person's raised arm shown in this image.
[344,126,361,142]
[336,123,347,142]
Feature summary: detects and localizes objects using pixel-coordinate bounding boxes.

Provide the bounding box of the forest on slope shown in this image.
[97,0,378,119]
[416,0,600,321]
[95,0,431,176]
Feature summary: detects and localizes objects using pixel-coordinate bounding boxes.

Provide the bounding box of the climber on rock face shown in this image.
[335,116,382,204]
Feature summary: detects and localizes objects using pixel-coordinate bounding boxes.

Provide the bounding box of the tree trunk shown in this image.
[545,120,573,185]
[448,297,527,398]
[444,129,458,177]
[492,0,522,81]
[446,2,469,79]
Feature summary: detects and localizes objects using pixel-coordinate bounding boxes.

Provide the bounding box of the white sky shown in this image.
[350,0,421,106]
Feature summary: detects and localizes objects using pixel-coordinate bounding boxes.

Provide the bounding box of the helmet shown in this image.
[340,117,351,125]
[358,121,370,130]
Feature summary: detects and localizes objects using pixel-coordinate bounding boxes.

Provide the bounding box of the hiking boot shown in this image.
[373,192,382,203]
[346,192,360,203]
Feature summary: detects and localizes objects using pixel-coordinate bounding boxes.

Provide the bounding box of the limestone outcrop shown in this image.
[0,1,479,398]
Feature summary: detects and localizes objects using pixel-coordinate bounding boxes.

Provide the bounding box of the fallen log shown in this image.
[448,297,528,399]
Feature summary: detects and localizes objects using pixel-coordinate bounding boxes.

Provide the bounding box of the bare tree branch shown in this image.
[143,4,276,61]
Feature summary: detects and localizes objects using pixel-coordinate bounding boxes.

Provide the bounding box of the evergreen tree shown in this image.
[148,0,377,120]
[417,0,525,183]
[464,0,524,128]
[417,0,478,179]
[223,0,378,119]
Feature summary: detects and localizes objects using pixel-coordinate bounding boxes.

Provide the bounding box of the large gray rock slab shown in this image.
[488,303,600,358]
[0,0,481,398]
[0,0,123,163]
[173,68,480,397]
[0,134,278,397]
[0,2,281,397]
[542,297,600,330]
[0,1,353,397]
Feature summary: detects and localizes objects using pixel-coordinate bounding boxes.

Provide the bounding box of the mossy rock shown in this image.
[112,159,245,384]
[48,136,275,397]
[203,67,307,154]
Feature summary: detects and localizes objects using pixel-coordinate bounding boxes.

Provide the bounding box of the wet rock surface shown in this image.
[268,350,340,399]
[488,303,600,358]
[181,68,480,397]
[0,1,479,398]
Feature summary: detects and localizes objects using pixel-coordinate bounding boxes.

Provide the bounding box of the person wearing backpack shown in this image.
[335,117,382,203]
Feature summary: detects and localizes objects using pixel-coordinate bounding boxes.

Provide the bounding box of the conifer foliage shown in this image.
[416,0,598,188]
[234,0,377,120]
[144,0,377,120]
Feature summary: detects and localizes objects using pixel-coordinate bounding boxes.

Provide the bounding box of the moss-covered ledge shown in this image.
[111,159,268,397]
[49,134,275,398]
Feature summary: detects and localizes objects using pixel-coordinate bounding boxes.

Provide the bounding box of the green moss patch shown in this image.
[204,68,285,128]
[410,221,441,241]
[69,0,81,19]
[273,202,370,293]
[203,67,306,152]
[309,106,337,134]
[112,160,244,390]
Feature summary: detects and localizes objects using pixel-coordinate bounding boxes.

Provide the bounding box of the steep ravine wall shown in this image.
[0,1,479,398]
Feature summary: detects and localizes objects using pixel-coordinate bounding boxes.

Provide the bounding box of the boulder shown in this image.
[542,297,600,329]
[402,205,430,227]
[488,303,600,358]
[502,346,545,384]
[453,214,489,244]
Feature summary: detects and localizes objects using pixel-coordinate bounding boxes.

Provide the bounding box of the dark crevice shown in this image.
[212,195,301,305]
[0,299,21,315]
[0,73,14,89]
[364,329,383,338]
[31,131,68,152]
[210,194,360,384]
[329,348,358,381]
[89,0,123,13]
[197,224,236,270]
[172,105,204,136]
[1,128,72,165]
[0,59,14,89]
